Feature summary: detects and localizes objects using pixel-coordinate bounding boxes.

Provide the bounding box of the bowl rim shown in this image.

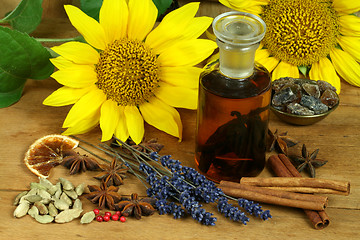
[270,101,339,118]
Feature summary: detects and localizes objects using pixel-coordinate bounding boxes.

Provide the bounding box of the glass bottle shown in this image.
[195,11,271,183]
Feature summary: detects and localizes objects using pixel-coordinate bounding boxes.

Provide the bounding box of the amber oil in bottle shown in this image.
[195,12,271,183]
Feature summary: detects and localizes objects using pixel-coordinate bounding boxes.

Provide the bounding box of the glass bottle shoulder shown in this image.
[200,64,271,99]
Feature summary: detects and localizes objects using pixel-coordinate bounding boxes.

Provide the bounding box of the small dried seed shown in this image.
[75,183,85,196]
[80,211,96,224]
[24,195,43,203]
[54,189,62,199]
[39,177,54,189]
[38,189,51,199]
[13,191,28,206]
[64,189,78,200]
[59,178,74,191]
[34,201,48,215]
[55,209,82,223]
[14,202,30,218]
[27,188,38,196]
[73,199,82,210]
[28,206,39,218]
[53,198,70,211]
[47,185,58,196]
[48,203,58,217]
[30,182,47,190]
[35,214,54,224]
[60,192,73,206]
[19,196,30,205]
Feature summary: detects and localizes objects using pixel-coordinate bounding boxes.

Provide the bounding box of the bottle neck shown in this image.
[217,40,259,79]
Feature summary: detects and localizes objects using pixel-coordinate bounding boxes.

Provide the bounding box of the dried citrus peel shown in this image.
[24,135,79,178]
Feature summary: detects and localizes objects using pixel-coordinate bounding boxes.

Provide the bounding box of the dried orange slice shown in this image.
[24,135,79,178]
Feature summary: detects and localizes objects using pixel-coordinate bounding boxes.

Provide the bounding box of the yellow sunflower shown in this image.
[43,0,217,144]
[220,0,360,93]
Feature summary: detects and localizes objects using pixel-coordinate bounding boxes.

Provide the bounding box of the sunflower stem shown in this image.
[35,36,83,43]
[77,144,111,163]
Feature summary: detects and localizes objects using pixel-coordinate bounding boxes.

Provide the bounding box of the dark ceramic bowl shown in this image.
[270,102,339,125]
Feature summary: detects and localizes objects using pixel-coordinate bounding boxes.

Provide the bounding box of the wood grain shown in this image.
[0,0,359,239]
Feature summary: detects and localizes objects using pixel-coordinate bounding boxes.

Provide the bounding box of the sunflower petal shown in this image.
[62,110,100,135]
[332,1,360,14]
[255,48,279,73]
[219,0,265,15]
[64,5,106,50]
[338,15,360,36]
[145,2,200,52]
[51,41,99,64]
[43,85,95,106]
[272,61,299,80]
[155,82,198,109]
[100,100,121,141]
[160,66,201,88]
[99,0,128,43]
[255,48,270,61]
[256,56,279,73]
[124,105,144,144]
[330,48,360,87]
[51,65,97,88]
[158,39,217,67]
[147,16,213,55]
[309,57,341,93]
[139,97,182,140]
[182,17,213,40]
[63,88,106,128]
[127,0,157,41]
[114,106,129,142]
[337,35,360,62]
[50,56,74,70]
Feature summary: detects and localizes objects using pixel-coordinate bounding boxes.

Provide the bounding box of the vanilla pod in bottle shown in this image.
[195,11,271,183]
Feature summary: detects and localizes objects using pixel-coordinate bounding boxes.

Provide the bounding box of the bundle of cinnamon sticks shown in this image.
[219,154,351,230]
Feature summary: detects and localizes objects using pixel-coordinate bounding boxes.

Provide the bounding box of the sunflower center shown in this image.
[95,38,159,106]
[262,0,338,66]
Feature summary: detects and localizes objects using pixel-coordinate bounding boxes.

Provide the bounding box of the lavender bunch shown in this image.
[77,136,271,226]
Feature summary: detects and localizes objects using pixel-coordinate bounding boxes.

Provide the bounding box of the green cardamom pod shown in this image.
[55,209,82,223]
[80,211,96,224]
[28,206,39,218]
[59,178,74,191]
[13,191,28,206]
[35,214,54,224]
[13,202,30,218]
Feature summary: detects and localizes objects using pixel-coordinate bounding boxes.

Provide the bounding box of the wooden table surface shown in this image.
[1,1,359,239]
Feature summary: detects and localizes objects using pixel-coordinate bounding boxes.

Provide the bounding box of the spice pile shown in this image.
[13,177,85,224]
[14,134,272,226]
[271,78,339,115]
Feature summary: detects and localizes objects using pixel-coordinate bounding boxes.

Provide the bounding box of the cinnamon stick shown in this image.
[240,177,350,195]
[220,186,326,211]
[219,181,327,211]
[268,154,330,230]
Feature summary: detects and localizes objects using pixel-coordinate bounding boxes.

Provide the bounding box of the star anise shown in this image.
[94,158,128,186]
[114,193,156,219]
[290,144,328,178]
[61,150,101,174]
[83,181,122,210]
[126,138,164,153]
[267,129,298,155]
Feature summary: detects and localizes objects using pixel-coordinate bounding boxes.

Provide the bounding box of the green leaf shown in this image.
[0,26,54,80]
[0,26,54,108]
[298,66,308,76]
[153,0,173,18]
[1,0,43,34]
[80,0,103,21]
[0,73,26,108]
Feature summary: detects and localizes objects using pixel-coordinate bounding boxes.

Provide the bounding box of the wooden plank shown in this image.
[0,1,359,239]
